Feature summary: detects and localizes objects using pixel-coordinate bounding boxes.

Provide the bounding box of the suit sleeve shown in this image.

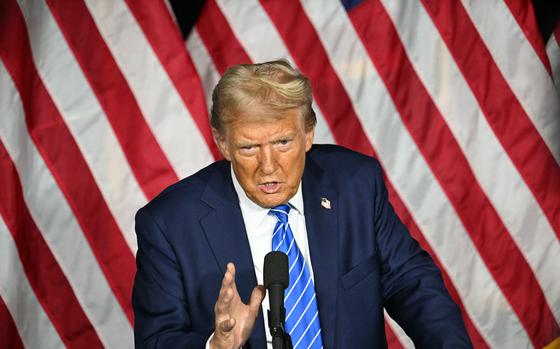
[132,206,210,348]
[371,160,473,348]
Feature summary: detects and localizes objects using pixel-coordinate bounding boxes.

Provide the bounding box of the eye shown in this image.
[239,145,258,156]
[274,139,292,151]
[277,138,294,145]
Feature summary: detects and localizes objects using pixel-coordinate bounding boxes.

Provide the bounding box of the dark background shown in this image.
[533,0,560,40]
[169,0,560,43]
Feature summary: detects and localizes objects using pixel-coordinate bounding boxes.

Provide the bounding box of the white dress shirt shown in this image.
[231,168,316,348]
[206,168,316,348]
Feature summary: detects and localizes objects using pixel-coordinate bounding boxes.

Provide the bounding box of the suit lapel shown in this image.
[302,156,338,349]
[199,162,266,348]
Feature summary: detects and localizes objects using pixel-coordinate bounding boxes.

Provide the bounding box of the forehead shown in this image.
[225,107,305,139]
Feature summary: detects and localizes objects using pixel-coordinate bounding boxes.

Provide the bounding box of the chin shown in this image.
[257,199,280,209]
[254,195,286,208]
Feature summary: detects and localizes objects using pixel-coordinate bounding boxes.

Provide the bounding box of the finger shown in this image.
[215,268,235,314]
[227,263,235,282]
[219,264,235,298]
[221,265,234,288]
[215,289,234,316]
[228,263,239,294]
[248,285,266,315]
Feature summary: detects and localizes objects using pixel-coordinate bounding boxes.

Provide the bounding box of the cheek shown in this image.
[283,152,305,181]
[234,157,259,183]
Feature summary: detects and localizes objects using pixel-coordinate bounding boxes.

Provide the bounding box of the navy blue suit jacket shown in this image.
[132,145,472,348]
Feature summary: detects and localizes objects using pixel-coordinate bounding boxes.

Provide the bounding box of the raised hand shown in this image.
[210,263,265,349]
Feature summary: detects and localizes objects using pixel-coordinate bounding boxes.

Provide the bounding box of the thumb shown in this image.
[219,317,236,333]
[248,285,266,315]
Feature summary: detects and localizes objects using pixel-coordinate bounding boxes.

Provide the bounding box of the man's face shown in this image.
[214,107,314,208]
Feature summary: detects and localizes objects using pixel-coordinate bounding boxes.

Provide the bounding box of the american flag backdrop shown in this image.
[0,0,559,348]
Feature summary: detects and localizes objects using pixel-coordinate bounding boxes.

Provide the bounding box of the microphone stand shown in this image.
[268,309,293,349]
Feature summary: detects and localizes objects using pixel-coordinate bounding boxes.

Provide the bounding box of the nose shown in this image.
[259,146,277,175]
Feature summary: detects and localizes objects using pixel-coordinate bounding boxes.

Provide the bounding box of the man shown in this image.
[132,60,472,348]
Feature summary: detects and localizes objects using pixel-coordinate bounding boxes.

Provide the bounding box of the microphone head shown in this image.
[264,251,289,289]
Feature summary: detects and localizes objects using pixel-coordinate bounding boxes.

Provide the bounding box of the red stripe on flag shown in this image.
[0,139,104,348]
[503,0,552,74]
[196,0,253,73]
[0,1,135,324]
[421,0,560,241]
[384,321,405,349]
[348,2,559,346]
[45,0,179,200]
[258,0,374,154]
[123,0,220,160]
[0,296,24,349]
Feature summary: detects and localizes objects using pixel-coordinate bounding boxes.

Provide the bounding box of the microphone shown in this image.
[264,251,291,349]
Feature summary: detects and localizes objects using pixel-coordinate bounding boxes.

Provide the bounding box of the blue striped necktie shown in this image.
[269,204,323,349]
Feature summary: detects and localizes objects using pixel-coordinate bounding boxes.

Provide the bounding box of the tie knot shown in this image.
[269,204,290,223]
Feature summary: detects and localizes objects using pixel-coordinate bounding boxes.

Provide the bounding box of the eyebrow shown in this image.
[235,132,297,148]
[236,142,258,148]
[272,133,296,142]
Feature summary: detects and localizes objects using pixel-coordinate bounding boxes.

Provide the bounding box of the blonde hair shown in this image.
[211,60,316,134]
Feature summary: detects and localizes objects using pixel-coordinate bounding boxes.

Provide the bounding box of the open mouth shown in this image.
[259,181,281,194]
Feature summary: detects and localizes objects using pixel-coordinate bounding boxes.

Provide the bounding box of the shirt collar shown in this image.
[230,166,305,221]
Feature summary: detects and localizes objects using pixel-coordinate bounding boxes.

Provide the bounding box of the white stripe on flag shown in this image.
[384,310,414,349]
[547,31,560,91]
[0,216,65,349]
[0,61,133,349]
[83,0,214,178]
[186,30,220,115]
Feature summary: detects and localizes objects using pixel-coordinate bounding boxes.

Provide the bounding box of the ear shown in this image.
[212,128,231,161]
[305,126,315,152]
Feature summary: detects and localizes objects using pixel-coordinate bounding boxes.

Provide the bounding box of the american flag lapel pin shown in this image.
[320,197,331,209]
